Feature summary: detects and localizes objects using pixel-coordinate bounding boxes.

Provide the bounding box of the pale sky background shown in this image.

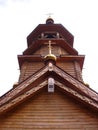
[0,0,98,96]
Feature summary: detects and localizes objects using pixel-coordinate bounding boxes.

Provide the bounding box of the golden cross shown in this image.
[44,40,56,54]
[48,40,52,54]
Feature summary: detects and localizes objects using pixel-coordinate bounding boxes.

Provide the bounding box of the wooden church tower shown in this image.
[0,17,98,129]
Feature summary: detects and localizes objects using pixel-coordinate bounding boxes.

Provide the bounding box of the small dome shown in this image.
[46,17,54,24]
[44,53,57,63]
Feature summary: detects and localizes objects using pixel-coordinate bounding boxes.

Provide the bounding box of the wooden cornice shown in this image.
[18,55,43,69]
[18,54,84,70]
[0,63,98,115]
[58,55,85,70]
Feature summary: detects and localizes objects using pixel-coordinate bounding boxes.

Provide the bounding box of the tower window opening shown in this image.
[38,32,63,39]
[44,33,56,38]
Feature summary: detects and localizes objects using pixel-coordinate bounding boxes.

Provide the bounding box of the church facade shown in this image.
[0,18,98,129]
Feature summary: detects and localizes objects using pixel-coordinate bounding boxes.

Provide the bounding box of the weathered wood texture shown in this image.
[19,60,83,83]
[0,87,98,130]
[74,61,83,81]
[57,61,75,76]
[57,61,83,82]
[19,62,44,82]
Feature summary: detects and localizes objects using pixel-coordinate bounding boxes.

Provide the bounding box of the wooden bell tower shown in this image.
[18,17,84,84]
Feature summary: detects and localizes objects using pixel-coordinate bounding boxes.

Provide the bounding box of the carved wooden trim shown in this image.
[55,81,98,110]
[0,64,98,115]
[0,66,48,106]
[54,65,98,102]
[0,81,47,114]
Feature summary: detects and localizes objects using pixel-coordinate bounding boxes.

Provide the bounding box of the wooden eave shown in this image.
[0,64,98,115]
[18,55,84,70]
[59,55,85,70]
[18,54,43,69]
[27,24,74,47]
[23,39,78,55]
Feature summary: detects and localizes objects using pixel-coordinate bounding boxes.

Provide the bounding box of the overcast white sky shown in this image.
[0,0,98,96]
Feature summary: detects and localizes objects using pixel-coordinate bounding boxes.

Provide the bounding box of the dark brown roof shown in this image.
[27,24,74,47]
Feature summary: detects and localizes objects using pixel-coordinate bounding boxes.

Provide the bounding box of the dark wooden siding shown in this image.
[0,87,98,130]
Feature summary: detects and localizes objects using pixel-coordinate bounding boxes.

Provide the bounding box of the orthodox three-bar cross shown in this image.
[48,40,52,54]
[44,40,56,54]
